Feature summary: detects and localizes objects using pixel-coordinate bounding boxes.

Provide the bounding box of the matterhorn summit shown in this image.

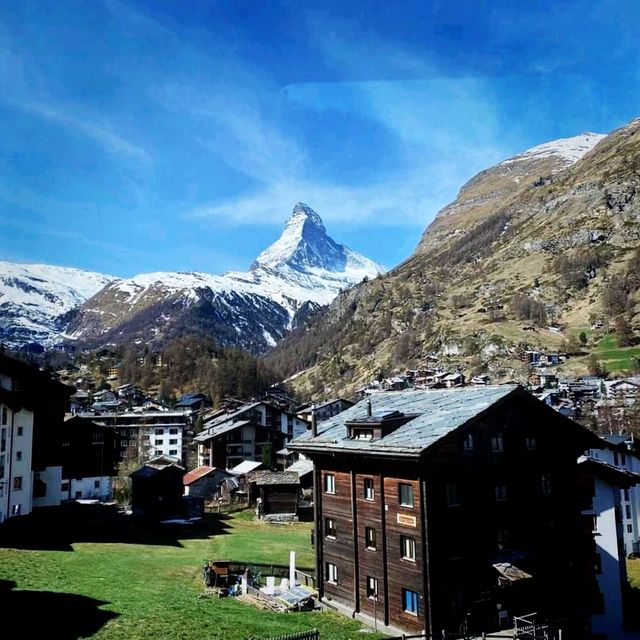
[14,203,385,353]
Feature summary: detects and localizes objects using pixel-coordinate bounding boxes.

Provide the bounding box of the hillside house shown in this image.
[297,398,354,424]
[85,410,190,465]
[194,401,306,469]
[289,385,602,637]
[175,392,211,412]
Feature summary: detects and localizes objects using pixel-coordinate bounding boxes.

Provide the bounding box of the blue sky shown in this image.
[1,0,639,277]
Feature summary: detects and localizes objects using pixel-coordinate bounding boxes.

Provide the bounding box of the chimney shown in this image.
[367,397,372,417]
[311,404,317,437]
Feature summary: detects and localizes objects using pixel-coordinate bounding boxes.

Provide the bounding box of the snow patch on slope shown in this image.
[500,133,606,168]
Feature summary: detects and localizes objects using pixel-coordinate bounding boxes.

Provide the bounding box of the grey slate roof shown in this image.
[203,402,262,429]
[193,419,252,443]
[249,470,300,486]
[289,385,519,457]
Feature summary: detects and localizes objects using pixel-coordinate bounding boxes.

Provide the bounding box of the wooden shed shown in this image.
[249,471,300,521]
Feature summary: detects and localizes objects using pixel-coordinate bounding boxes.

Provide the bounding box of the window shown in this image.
[364,478,375,501]
[628,524,633,534]
[497,527,510,548]
[1,407,7,425]
[155,428,164,435]
[324,473,336,494]
[17,426,23,436]
[614,452,619,466]
[623,488,630,501]
[446,482,460,506]
[155,439,163,445]
[399,483,414,507]
[13,476,22,491]
[325,518,336,539]
[365,527,377,550]
[169,428,178,435]
[1,427,5,452]
[400,535,416,561]
[621,453,627,466]
[94,480,100,489]
[15,451,22,462]
[0,454,4,478]
[61,482,69,491]
[326,562,338,583]
[541,474,552,495]
[625,505,632,520]
[354,428,374,440]
[463,432,474,450]
[75,491,82,499]
[402,588,419,615]
[366,576,378,599]
[169,449,177,456]
[591,515,598,533]
[491,433,504,452]
[169,439,178,445]
[495,484,508,501]
[525,436,537,449]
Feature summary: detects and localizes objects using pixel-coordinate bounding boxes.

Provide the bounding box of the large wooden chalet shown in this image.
[289,385,602,637]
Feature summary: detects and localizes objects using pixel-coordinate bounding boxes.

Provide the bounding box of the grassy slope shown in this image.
[0,509,379,640]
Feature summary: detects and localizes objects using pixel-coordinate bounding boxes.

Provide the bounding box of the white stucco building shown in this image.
[0,372,35,522]
[587,435,640,555]
[579,455,640,639]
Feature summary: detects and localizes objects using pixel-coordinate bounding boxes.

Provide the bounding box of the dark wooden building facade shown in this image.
[289,385,602,637]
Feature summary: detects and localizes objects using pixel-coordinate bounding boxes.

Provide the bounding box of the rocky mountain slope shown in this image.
[265,120,640,397]
[62,203,383,353]
[0,262,114,348]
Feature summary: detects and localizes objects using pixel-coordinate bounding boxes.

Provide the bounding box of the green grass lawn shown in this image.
[592,334,640,372]
[0,506,381,640]
[629,558,640,590]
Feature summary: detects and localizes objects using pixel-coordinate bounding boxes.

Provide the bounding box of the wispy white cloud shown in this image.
[0,26,151,163]
[179,21,508,232]
[7,98,151,162]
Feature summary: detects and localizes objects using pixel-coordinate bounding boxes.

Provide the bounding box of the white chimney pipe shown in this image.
[289,550,296,588]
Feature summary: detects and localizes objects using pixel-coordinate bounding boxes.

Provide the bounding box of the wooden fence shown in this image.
[254,629,320,640]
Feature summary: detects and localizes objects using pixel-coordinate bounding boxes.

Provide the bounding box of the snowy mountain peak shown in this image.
[500,132,606,168]
[254,203,347,272]
[291,202,326,231]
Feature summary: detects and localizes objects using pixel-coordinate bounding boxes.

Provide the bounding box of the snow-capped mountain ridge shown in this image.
[0,262,115,347]
[61,203,384,353]
[499,132,606,168]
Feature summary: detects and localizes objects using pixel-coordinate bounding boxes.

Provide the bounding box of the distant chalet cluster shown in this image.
[1,351,640,639]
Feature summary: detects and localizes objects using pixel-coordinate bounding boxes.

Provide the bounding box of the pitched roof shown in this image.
[289,385,597,458]
[578,455,640,488]
[230,460,264,475]
[286,459,314,477]
[183,465,225,485]
[249,470,300,486]
[193,419,253,442]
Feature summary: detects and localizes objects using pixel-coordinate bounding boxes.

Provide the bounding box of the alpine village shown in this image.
[5,31,640,636]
